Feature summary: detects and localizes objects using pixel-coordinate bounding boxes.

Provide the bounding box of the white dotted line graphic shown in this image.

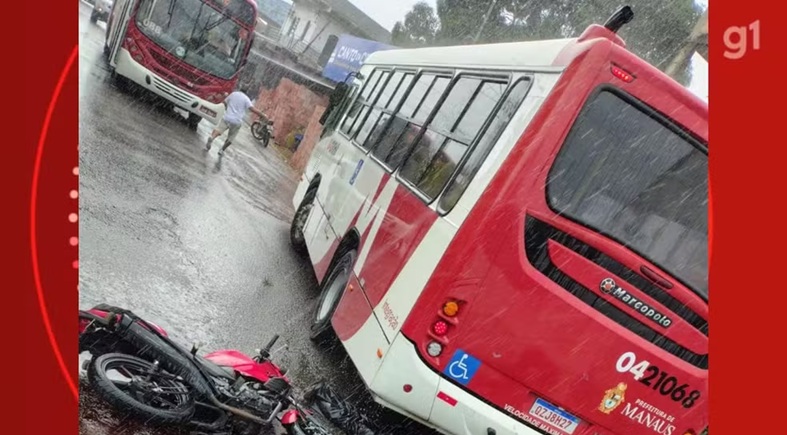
[71,166,78,270]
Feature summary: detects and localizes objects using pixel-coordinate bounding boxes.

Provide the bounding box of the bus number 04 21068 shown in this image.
[615,352,701,409]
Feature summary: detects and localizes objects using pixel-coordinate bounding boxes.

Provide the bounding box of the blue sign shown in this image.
[349,159,364,185]
[322,34,396,83]
[443,350,481,386]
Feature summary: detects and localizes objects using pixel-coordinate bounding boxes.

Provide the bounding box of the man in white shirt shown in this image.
[206,88,266,155]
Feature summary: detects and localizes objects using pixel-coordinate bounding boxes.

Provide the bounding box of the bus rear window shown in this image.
[546,90,708,298]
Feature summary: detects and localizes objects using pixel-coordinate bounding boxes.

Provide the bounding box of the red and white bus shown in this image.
[291,9,708,435]
[103,0,257,128]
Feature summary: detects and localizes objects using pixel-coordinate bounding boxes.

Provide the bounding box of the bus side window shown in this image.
[400,77,508,200]
[439,79,532,212]
[356,71,406,148]
[347,71,390,140]
[378,75,449,169]
[340,70,381,136]
[360,73,414,152]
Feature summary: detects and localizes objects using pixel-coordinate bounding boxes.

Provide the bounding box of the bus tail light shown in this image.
[611,65,635,83]
[124,37,139,52]
[433,321,448,336]
[123,37,144,63]
[427,341,443,357]
[442,301,459,317]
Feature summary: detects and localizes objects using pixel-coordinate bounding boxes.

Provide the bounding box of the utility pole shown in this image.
[665,8,708,79]
[473,0,498,43]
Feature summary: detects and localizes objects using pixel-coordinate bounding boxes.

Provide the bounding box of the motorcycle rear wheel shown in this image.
[88,352,195,425]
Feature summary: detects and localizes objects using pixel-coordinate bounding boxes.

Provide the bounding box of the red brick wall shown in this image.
[291,106,327,173]
[253,78,329,151]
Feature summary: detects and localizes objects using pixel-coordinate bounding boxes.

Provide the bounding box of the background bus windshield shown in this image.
[136,0,248,79]
[547,90,708,298]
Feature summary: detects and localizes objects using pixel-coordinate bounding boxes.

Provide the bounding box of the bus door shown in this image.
[106,0,136,66]
[304,69,391,282]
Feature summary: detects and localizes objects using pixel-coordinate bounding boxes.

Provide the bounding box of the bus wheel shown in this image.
[290,190,315,255]
[187,114,201,130]
[112,72,130,93]
[90,11,99,23]
[310,250,355,343]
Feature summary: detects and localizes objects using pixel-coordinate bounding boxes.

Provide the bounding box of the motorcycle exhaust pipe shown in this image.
[206,395,283,425]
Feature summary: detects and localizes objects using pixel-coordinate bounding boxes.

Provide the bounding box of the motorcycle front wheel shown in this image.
[87,352,195,425]
[251,122,265,140]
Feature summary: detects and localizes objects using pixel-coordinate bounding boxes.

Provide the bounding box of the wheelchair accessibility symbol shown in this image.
[443,350,481,386]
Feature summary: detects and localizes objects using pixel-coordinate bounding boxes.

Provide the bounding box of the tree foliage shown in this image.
[392,2,440,47]
[419,0,702,73]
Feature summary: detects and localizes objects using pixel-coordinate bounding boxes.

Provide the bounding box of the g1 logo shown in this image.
[724,20,761,60]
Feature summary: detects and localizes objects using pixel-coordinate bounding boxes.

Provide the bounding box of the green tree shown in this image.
[432,0,701,75]
[392,2,440,47]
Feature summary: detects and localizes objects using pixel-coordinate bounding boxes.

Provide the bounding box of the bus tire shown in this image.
[187,114,201,130]
[310,250,355,343]
[90,11,99,23]
[290,189,316,255]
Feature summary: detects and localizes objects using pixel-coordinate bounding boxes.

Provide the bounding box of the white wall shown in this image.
[280,3,319,46]
[307,19,345,54]
[279,0,351,54]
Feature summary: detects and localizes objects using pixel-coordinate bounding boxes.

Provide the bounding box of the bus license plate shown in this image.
[528,398,580,434]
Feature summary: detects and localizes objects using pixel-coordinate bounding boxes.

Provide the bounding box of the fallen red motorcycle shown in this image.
[79,304,333,435]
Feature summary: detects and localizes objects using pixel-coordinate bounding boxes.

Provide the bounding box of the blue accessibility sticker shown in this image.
[349,159,364,185]
[443,349,481,386]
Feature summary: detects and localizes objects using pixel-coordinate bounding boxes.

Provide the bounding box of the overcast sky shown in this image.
[347,0,435,31]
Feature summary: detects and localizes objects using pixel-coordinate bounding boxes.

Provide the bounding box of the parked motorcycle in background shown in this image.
[251,118,275,148]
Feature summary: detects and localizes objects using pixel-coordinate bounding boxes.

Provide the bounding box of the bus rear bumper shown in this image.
[115,49,225,124]
[352,331,542,435]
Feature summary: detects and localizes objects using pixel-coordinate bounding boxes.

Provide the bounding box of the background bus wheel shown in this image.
[90,11,99,23]
[187,114,201,130]
[112,72,130,93]
[290,190,315,255]
[310,250,355,343]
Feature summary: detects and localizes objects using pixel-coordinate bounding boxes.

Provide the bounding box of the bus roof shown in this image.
[364,37,576,71]
[363,24,708,119]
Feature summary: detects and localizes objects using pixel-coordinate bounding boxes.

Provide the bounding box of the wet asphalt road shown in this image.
[77,4,432,435]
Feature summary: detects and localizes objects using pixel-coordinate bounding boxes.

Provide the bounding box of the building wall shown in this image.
[280,3,322,47]
[279,0,350,55]
[253,78,329,154]
[290,107,327,173]
[308,19,344,57]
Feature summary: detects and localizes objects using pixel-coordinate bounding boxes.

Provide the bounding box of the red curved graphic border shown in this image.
[11,1,787,435]
[30,45,79,401]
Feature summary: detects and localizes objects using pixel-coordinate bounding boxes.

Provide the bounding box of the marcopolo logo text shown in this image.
[600,279,672,328]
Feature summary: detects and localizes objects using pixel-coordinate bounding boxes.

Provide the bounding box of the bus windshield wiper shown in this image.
[166,0,177,28]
